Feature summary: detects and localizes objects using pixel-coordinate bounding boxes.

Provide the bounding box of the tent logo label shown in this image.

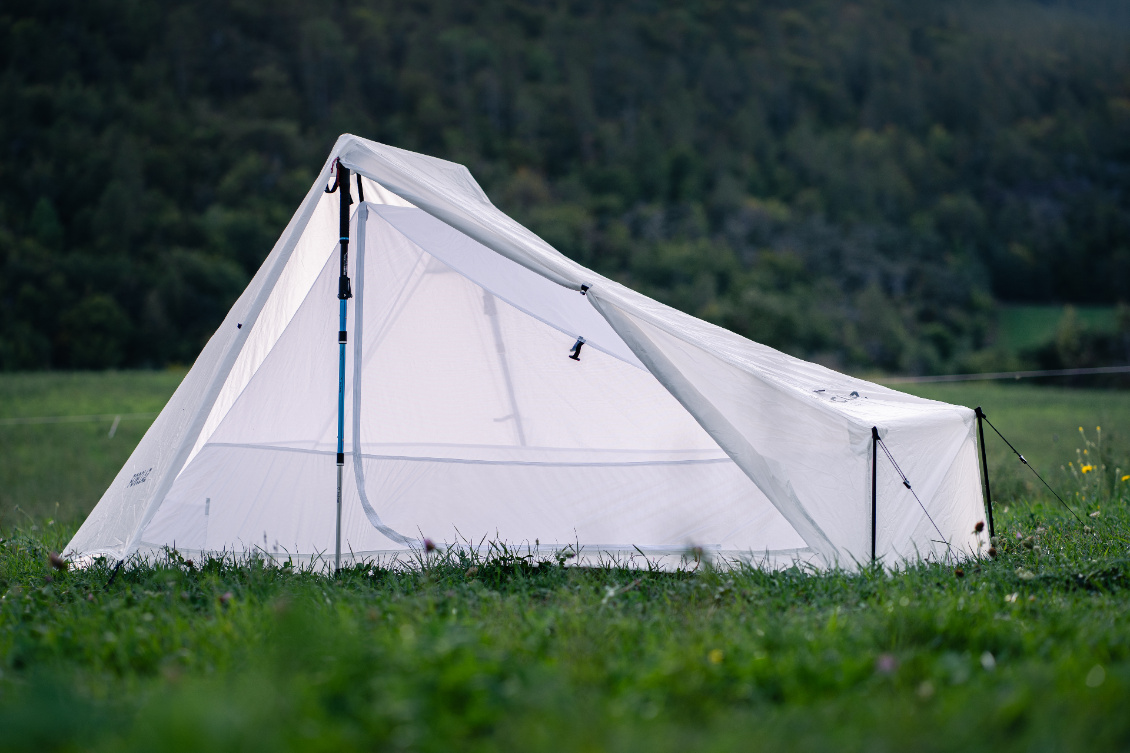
[127,468,152,488]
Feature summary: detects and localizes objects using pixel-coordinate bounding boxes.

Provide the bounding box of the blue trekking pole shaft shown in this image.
[334,163,352,573]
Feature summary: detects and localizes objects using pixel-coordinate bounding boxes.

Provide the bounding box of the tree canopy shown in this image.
[1,0,1128,371]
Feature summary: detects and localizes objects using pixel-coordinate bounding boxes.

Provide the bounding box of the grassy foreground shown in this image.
[2,499,1129,751]
[1,372,1129,750]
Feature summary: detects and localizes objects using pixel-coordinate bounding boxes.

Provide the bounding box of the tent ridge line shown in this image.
[338,142,583,290]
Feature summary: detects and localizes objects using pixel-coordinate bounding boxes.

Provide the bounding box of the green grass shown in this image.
[1,372,1129,750]
[996,304,1117,354]
[2,500,1128,751]
[0,370,183,528]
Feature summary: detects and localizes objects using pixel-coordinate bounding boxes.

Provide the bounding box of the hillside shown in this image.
[1,0,1128,372]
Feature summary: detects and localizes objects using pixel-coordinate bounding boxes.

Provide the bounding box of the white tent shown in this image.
[66,135,989,571]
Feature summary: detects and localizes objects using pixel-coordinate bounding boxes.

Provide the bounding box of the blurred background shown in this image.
[1,0,1128,378]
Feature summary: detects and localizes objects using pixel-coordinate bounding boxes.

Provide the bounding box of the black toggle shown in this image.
[569,337,585,361]
[580,284,590,295]
[336,452,345,465]
[338,330,347,344]
[338,275,352,300]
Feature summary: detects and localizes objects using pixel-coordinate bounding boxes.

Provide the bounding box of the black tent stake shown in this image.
[105,559,124,590]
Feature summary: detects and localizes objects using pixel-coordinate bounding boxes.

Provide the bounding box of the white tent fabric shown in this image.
[66,134,988,571]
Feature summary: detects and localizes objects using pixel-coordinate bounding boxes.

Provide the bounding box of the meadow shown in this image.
[1,372,1129,751]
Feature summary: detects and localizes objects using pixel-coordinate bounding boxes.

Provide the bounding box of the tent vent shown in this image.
[569,336,586,361]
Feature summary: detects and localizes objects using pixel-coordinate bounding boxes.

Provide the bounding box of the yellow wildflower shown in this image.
[1122,475,1129,482]
[1081,465,1094,474]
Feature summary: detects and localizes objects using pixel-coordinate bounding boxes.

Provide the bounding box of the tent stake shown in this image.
[871,426,879,563]
[335,164,353,574]
[974,407,995,538]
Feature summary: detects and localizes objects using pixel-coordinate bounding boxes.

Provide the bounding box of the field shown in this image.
[995,304,1118,354]
[0,370,186,529]
[1,372,1129,751]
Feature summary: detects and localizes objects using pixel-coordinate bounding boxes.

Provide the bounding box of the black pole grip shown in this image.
[338,165,352,300]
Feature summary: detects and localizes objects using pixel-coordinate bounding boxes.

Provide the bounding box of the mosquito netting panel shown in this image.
[139,203,809,564]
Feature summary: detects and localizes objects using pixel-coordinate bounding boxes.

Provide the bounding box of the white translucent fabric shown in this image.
[138,203,807,563]
[66,149,342,562]
[68,135,987,571]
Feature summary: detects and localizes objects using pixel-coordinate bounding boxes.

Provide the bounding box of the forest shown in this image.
[0,0,1128,373]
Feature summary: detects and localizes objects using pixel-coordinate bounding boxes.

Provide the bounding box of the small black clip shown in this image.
[580,285,590,296]
[569,337,585,361]
[903,480,912,490]
[338,275,352,300]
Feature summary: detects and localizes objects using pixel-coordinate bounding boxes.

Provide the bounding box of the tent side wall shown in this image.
[590,290,987,568]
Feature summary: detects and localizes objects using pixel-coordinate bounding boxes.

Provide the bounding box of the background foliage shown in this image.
[1,0,1129,372]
